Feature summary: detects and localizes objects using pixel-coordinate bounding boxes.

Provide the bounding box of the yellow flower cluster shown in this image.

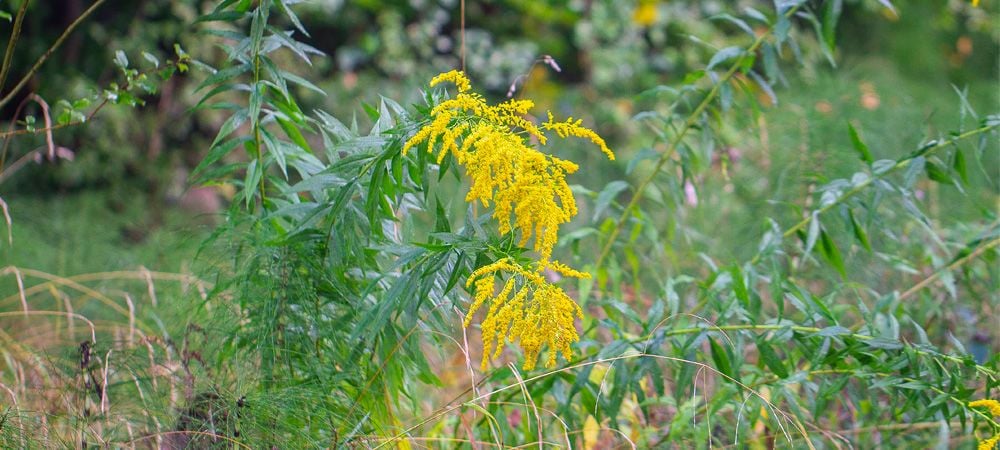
[403,70,613,369]
[465,258,587,370]
[402,70,614,266]
[970,399,1000,450]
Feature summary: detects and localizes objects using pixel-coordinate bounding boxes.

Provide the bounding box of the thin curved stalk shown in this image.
[593,5,803,272]
[0,0,30,93]
[0,0,108,109]
[749,123,998,266]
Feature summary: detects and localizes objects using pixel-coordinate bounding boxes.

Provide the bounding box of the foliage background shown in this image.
[0,0,997,448]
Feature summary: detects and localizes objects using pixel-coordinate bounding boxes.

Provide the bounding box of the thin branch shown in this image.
[0,0,108,109]
[748,124,999,266]
[460,0,465,72]
[594,5,803,271]
[899,236,1000,301]
[0,0,30,93]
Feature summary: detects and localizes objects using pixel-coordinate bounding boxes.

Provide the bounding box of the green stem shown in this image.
[252,56,266,210]
[755,124,999,265]
[899,235,1000,301]
[593,5,803,272]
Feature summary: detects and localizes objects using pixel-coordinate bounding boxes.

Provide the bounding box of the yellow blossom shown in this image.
[970,399,1000,450]
[542,112,615,160]
[403,71,613,265]
[465,258,586,370]
[430,70,471,93]
[971,399,1000,417]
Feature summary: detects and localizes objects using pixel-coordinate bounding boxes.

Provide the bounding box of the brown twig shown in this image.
[0,0,30,93]
[460,0,466,72]
[899,236,1000,301]
[0,0,108,109]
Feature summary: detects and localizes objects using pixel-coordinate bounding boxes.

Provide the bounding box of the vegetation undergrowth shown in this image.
[0,0,997,448]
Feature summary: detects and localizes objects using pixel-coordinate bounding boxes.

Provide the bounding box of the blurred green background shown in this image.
[0,0,996,273]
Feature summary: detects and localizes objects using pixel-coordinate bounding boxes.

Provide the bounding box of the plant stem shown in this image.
[0,0,30,94]
[0,0,108,109]
[899,235,1000,301]
[593,5,803,273]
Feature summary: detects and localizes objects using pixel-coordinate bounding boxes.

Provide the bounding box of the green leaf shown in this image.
[114,50,129,69]
[707,46,744,70]
[196,63,251,91]
[848,210,872,252]
[244,158,262,209]
[953,147,969,184]
[711,14,754,36]
[822,0,842,55]
[275,0,310,36]
[730,265,750,308]
[709,337,738,383]
[277,116,312,153]
[210,110,249,148]
[847,123,874,164]
[819,229,847,280]
[593,181,629,221]
[925,159,953,185]
[815,326,851,337]
[756,338,789,379]
[196,10,246,22]
[805,211,821,256]
[863,337,903,350]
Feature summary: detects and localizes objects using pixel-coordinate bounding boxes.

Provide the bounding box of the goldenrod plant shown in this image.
[402,70,613,370]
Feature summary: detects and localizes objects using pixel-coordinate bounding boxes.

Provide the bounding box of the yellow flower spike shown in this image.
[430,70,471,93]
[543,112,616,161]
[970,399,1000,450]
[548,260,592,279]
[971,399,1000,417]
[980,435,999,450]
[404,72,615,369]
